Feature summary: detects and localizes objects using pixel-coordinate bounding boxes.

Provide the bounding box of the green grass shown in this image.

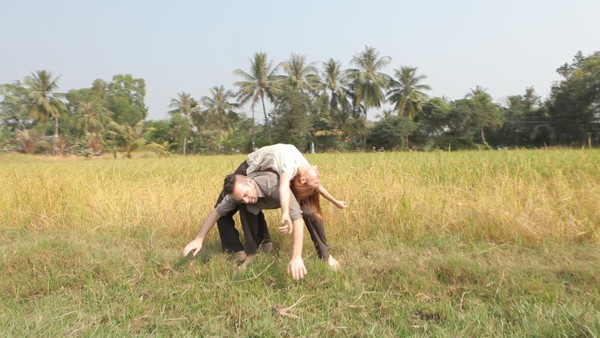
[1,150,599,336]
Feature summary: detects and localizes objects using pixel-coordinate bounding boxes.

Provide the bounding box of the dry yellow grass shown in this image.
[1,149,599,246]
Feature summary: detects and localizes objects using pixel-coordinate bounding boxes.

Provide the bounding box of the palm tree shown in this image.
[201,86,239,132]
[523,86,541,112]
[234,52,283,141]
[281,53,319,93]
[465,85,489,100]
[377,109,395,120]
[75,99,113,154]
[347,46,391,121]
[315,58,352,132]
[105,120,147,159]
[75,100,112,136]
[169,92,198,155]
[25,70,67,153]
[387,66,431,119]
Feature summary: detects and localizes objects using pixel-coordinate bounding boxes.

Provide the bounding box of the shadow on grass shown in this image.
[173,242,222,270]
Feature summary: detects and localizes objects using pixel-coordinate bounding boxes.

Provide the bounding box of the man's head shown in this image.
[223,174,258,204]
[296,165,321,190]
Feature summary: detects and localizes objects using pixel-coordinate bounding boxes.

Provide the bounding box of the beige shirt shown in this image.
[245,144,309,181]
[215,171,303,220]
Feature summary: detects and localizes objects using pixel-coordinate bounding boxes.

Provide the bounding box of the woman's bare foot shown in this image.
[327,255,341,270]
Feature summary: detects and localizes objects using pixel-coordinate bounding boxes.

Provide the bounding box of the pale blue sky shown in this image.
[1,0,598,120]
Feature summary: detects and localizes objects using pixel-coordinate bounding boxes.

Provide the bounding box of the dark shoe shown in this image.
[234,250,247,263]
[260,242,273,254]
[238,254,255,270]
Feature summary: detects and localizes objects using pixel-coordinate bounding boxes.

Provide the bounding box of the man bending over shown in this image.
[183,171,307,280]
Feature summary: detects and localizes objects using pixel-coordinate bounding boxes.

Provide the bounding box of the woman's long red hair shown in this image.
[291,179,323,221]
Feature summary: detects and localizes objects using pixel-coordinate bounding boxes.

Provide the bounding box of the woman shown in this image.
[291,172,344,269]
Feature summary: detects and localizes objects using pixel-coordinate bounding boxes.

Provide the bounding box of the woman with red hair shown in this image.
[291,169,345,269]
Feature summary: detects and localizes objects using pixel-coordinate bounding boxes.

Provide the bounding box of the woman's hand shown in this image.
[334,200,348,209]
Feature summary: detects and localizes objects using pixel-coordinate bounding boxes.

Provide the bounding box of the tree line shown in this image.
[1,48,598,157]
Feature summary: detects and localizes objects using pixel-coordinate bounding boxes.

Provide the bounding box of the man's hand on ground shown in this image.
[182,238,203,257]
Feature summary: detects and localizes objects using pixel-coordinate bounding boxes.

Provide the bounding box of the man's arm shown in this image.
[317,185,348,209]
[278,172,293,232]
[182,209,222,257]
[287,217,307,280]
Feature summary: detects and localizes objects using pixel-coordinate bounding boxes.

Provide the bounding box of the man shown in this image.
[183,171,307,280]
[214,144,347,265]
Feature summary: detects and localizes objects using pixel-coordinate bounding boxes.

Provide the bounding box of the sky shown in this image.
[1,0,599,121]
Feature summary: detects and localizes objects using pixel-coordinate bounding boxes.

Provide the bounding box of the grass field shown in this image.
[1,149,599,336]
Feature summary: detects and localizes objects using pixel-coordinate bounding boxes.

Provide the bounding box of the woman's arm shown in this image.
[287,217,307,280]
[317,185,347,209]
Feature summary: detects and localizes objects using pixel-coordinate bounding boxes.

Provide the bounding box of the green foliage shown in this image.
[347,46,391,115]
[0,81,32,131]
[25,71,66,124]
[281,53,320,93]
[105,120,147,158]
[367,115,416,150]
[144,119,172,146]
[220,116,256,153]
[2,50,600,154]
[387,66,431,119]
[168,92,198,155]
[413,97,452,145]
[270,90,313,148]
[426,88,505,149]
[464,87,504,144]
[493,87,550,147]
[0,124,12,149]
[24,70,68,151]
[313,59,355,143]
[342,46,393,148]
[548,51,600,145]
[106,74,148,126]
[234,52,283,134]
[200,86,240,134]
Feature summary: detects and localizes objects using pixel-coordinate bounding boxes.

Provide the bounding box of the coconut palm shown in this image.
[169,92,199,155]
[387,66,431,119]
[522,86,541,112]
[315,58,352,132]
[25,70,67,152]
[281,53,319,93]
[105,120,147,159]
[465,85,489,100]
[346,46,391,121]
[169,92,198,126]
[201,86,239,132]
[75,100,113,137]
[234,52,283,140]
